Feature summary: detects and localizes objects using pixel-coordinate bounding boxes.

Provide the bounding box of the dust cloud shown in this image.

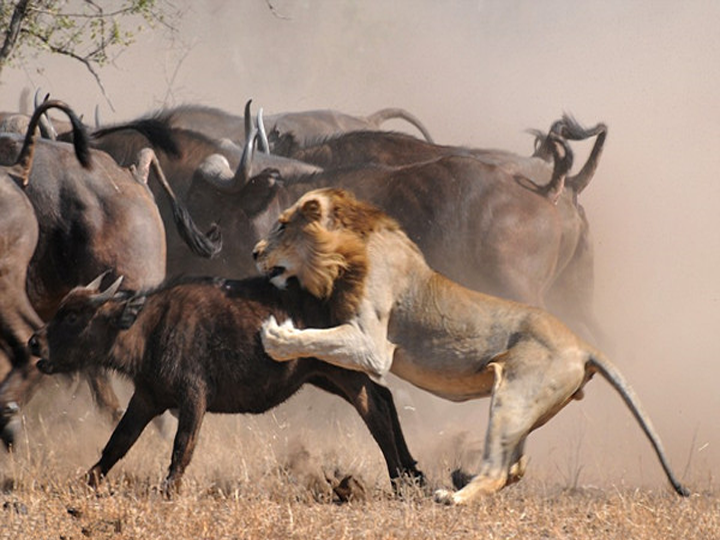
[1,1,717,491]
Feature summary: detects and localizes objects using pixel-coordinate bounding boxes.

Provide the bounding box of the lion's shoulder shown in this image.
[316,189,428,320]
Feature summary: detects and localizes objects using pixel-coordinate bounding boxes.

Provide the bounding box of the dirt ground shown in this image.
[0,381,716,540]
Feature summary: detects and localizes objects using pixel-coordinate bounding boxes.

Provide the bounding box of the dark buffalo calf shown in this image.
[29,275,422,495]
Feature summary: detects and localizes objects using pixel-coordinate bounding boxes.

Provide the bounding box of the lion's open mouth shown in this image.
[268,266,286,279]
[268,266,290,290]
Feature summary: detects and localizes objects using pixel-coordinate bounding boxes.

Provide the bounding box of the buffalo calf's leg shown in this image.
[88,390,160,487]
[162,391,206,496]
[311,373,423,486]
[369,381,424,484]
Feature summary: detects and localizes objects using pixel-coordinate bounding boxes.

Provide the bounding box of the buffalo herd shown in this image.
[0,93,610,494]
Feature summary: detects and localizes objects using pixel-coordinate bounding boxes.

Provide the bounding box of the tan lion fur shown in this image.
[253,187,689,504]
[254,188,399,323]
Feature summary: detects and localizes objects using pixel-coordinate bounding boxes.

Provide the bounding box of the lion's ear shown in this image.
[301,199,322,221]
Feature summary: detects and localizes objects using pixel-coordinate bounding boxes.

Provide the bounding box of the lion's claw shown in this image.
[260,315,300,361]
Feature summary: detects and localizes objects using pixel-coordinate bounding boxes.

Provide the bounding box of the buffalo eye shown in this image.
[63,311,80,326]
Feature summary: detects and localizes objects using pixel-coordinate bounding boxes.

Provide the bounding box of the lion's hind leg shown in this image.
[506,445,528,486]
[434,362,515,505]
[449,442,527,493]
[434,345,586,505]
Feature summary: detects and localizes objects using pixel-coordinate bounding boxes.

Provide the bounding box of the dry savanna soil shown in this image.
[0,382,716,540]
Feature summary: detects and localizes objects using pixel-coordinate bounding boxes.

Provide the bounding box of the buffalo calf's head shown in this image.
[32,274,132,375]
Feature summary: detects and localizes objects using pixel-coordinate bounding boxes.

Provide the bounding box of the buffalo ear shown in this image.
[116,295,146,330]
[301,198,322,221]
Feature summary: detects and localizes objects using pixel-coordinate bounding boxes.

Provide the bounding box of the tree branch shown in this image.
[27,29,116,111]
[26,5,135,20]
[1,1,181,103]
[264,0,291,20]
[0,0,31,68]
[161,37,195,106]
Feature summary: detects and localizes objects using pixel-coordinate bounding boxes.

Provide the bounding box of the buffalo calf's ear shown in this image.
[117,295,146,330]
[301,199,322,221]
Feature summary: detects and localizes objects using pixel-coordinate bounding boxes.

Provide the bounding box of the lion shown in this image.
[252,187,689,504]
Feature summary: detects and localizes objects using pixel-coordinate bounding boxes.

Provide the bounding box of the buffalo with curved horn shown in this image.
[0,99,220,447]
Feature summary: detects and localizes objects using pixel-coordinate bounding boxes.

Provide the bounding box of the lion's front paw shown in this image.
[261,315,301,362]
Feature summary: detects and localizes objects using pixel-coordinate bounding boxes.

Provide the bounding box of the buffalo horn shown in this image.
[90,276,125,305]
[239,127,257,186]
[94,104,102,128]
[84,270,113,292]
[244,99,253,142]
[195,127,255,192]
[32,88,41,110]
[257,108,269,153]
[34,89,57,140]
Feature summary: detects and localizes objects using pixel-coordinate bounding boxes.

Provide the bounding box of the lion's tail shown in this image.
[587,353,690,497]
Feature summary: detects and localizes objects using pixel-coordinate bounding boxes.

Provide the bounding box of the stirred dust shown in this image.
[0,1,717,496]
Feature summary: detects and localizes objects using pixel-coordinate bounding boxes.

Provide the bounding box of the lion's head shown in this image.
[253,188,398,321]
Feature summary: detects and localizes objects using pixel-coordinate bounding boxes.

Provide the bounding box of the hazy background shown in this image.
[1,0,717,492]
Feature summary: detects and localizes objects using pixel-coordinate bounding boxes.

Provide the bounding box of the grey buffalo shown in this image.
[163,102,434,152]
[188,120,606,343]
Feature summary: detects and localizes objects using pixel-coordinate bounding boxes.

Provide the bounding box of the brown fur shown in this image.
[29,276,423,495]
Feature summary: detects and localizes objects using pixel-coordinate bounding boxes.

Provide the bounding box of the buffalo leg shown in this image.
[310,371,423,485]
[0,303,44,448]
[366,381,423,482]
[88,389,161,487]
[0,358,44,449]
[162,390,206,496]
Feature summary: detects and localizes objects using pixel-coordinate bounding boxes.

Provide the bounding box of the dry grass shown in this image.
[1,473,716,540]
[0,381,716,540]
